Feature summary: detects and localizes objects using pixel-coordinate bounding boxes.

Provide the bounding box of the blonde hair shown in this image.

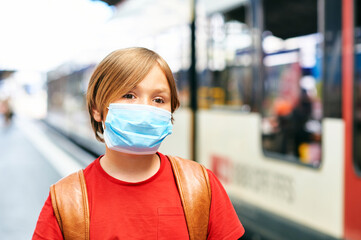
[86,47,180,142]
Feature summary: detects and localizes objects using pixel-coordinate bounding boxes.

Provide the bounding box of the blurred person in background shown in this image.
[32,47,245,240]
[292,88,312,158]
[0,97,14,127]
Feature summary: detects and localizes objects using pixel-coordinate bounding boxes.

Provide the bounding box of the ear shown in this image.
[92,108,102,123]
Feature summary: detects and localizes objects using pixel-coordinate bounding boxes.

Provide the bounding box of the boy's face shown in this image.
[92,65,172,124]
[112,65,172,112]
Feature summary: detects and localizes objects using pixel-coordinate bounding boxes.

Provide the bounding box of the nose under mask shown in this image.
[103,103,173,155]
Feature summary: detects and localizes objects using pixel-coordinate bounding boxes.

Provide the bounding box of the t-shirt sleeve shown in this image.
[32,194,63,240]
[207,170,245,240]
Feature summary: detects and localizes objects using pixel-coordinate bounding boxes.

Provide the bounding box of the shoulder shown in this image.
[166,155,209,182]
[162,154,221,188]
[83,156,100,176]
[52,156,99,191]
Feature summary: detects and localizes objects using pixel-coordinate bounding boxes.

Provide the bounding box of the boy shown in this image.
[33,47,245,239]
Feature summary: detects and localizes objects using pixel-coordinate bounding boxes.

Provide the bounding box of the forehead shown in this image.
[134,65,170,92]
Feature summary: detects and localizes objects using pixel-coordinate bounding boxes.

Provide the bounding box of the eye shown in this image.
[154,97,165,104]
[122,93,135,99]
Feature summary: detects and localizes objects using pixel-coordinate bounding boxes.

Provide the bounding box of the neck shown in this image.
[100,147,161,182]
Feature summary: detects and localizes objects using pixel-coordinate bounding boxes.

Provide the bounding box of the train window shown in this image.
[261,0,323,167]
[197,2,253,111]
[354,0,361,172]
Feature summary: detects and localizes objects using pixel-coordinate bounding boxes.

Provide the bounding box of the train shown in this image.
[45,0,361,239]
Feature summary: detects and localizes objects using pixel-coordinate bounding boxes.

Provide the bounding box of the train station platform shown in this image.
[0,116,96,240]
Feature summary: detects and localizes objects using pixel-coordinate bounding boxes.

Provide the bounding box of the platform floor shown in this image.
[0,116,95,240]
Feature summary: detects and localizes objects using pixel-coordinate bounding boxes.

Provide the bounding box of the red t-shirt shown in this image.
[33,153,244,239]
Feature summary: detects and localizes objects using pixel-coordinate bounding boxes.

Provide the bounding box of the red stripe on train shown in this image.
[343,0,361,239]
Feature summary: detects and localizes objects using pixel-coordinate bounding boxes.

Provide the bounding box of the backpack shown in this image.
[50,156,211,240]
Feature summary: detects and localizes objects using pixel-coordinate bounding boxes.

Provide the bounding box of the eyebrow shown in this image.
[132,85,170,94]
[153,87,170,93]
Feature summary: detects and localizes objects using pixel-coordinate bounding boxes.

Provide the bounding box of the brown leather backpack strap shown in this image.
[50,170,90,240]
[167,155,211,240]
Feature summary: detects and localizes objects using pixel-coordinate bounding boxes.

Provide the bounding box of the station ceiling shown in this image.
[264,0,318,39]
[97,0,318,40]
[96,0,124,6]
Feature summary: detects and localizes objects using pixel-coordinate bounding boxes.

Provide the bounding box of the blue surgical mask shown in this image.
[103,103,173,155]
